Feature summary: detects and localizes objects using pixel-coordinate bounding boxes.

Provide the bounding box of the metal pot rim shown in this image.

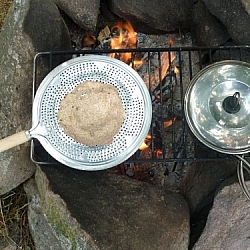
[184,60,250,155]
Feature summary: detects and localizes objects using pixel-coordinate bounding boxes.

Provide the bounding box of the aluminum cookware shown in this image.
[184,60,250,154]
[0,55,152,171]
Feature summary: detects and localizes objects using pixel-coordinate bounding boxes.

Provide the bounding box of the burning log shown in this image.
[137,51,178,91]
[97,21,138,64]
[151,68,179,129]
[97,25,112,50]
[151,68,177,102]
[95,21,184,180]
[136,52,180,161]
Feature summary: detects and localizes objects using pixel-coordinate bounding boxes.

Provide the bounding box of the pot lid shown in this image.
[184,60,250,154]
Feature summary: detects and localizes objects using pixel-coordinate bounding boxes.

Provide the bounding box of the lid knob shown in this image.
[222,92,241,114]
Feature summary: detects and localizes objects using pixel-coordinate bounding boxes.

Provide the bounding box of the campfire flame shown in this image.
[174,66,179,74]
[110,21,137,64]
[138,134,152,151]
[108,21,178,153]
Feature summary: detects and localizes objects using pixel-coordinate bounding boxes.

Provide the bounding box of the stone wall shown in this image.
[1,0,250,249]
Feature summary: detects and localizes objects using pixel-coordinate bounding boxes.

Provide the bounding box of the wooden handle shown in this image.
[0,131,29,153]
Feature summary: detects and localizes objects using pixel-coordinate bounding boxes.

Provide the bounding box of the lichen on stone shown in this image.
[0,0,13,31]
[35,166,98,250]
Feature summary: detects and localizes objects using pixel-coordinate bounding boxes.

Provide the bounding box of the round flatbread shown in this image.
[58,81,125,146]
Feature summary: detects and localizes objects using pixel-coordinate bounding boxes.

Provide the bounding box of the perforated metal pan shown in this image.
[0,55,152,170]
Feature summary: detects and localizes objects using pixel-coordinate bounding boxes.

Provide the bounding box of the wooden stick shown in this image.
[0,131,29,153]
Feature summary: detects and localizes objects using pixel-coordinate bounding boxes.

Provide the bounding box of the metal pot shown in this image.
[184,60,250,155]
[184,60,250,200]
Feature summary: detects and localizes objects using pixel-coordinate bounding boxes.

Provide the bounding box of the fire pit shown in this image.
[31,45,250,169]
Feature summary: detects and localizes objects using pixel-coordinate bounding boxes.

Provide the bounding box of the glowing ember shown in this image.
[154,149,163,158]
[168,37,175,46]
[164,116,177,128]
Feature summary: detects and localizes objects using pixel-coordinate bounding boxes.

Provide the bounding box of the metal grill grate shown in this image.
[31,46,250,165]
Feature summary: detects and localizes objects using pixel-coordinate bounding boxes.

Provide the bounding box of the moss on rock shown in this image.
[0,0,12,31]
[34,166,98,250]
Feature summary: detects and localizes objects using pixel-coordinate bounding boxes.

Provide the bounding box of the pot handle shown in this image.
[236,155,250,201]
[0,131,29,153]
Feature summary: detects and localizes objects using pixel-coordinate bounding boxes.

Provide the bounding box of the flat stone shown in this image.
[179,159,236,213]
[24,175,98,250]
[108,0,192,34]
[53,0,100,31]
[193,178,250,249]
[25,164,190,249]
[190,0,230,46]
[202,0,250,45]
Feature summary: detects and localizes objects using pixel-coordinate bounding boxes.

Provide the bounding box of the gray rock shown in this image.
[1,245,16,250]
[0,0,71,195]
[190,0,230,46]
[27,164,190,250]
[53,0,100,32]
[24,173,99,250]
[179,159,237,213]
[202,0,250,45]
[108,0,193,34]
[23,0,71,52]
[241,0,250,14]
[193,178,250,249]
